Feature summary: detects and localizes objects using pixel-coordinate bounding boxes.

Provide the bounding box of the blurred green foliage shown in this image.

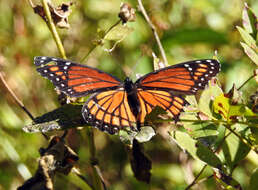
[0,0,257,189]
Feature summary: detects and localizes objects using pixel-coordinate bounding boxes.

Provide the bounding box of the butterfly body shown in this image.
[35,56,220,134]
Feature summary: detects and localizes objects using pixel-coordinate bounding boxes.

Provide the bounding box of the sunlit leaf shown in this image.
[242,3,257,39]
[213,93,255,121]
[240,42,258,66]
[237,26,257,51]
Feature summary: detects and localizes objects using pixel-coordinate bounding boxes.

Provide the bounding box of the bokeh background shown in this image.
[0,0,257,189]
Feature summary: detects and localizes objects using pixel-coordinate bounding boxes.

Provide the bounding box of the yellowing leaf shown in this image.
[213,94,255,121]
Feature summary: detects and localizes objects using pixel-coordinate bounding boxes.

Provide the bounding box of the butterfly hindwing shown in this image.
[82,90,137,134]
[137,89,188,124]
[137,59,220,94]
[35,56,122,97]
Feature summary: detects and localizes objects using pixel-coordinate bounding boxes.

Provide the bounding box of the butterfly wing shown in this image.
[82,89,137,134]
[34,56,122,97]
[137,89,188,124]
[135,59,220,123]
[136,59,220,94]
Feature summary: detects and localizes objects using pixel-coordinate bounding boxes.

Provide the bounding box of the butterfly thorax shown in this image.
[124,77,141,125]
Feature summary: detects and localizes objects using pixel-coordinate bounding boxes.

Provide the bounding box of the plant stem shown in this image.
[80,20,121,63]
[41,0,67,59]
[137,0,168,66]
[157,118,250,126]
[185,165,208,190]
[0,72,34,121]
[86,128,104,190]
[237,73,255,90]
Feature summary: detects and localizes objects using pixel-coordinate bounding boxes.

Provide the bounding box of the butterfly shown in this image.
[35,56,220,134]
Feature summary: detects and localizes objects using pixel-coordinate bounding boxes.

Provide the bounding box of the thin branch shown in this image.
[237,73,255,90]
[0,70,49,140]
[0,72,34,120]
[80,19,121,63]
[41,0,67,59]
[185,165,208,190]
[137,0,168,66]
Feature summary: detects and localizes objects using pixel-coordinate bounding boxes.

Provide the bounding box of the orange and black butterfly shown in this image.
[35,56,220,134]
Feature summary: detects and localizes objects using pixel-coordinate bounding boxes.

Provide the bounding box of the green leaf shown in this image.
[198,82,223,119]
[187,123,219,138]
[242,3,253,34]
[104,24,133,41]
[249,168,258,190]
[170,131,222,168]
[242,3,258,39]
[237,26,257,51]
[220,125,251,172]
[213,93,255,121]
[240,42,258,66]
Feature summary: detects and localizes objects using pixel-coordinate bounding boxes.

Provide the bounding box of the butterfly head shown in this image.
[124,77,134,92]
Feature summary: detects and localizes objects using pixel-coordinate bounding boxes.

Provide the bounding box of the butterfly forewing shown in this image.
[137,59,220,94]
[82,90,137,134]
[35,56,122,97]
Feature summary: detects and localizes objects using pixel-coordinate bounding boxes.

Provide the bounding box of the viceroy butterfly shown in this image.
[35,56,220,134]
